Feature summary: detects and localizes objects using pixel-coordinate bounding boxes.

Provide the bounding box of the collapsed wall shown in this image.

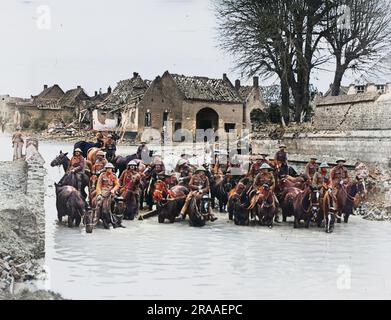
[0,139,46,293]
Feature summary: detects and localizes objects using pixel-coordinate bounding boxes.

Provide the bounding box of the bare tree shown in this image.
[325,0,391,96]
[215,0,337,122]
[215,0,293,122]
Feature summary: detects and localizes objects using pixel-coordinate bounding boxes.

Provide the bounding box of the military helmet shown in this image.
[177,158,187,167]
[127,160,138,167]
[279,144,287,149]
[336,158,346,163]
[104,163,115,170]
[97,150,106,156]
[260,163,272,170]
[195,166,206,173]
[320,163,330,169]
[74,148,82,153]
[16,126,22,130]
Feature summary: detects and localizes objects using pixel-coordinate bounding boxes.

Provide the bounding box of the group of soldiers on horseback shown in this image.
[52,133,366,233]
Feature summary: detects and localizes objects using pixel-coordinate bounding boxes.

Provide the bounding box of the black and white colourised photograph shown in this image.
[0,0,391,307]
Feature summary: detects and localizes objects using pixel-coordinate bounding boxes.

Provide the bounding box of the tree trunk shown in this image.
[331,57,345,96]
[280,78,290,124]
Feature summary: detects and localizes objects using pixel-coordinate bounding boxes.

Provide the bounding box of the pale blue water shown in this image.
[1,133,390,300]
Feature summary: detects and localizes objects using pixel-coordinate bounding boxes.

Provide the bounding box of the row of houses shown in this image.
[2,71,277,139]
[2,55,390,139]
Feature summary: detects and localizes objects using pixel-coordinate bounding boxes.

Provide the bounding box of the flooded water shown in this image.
[1,133,391,299]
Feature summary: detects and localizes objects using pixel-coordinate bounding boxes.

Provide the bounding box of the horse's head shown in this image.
[105,144,116,161]
[114,195,126,214]
[355,176,366,194]
[51,151,69,167]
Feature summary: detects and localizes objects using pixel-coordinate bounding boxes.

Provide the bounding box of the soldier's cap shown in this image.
[195,166,206,173]
[310,157,317,160]
[107,134,113,138]
[336,158,346,163]
[104,163,115,169]
[74,148,82,153]
[140,141,147,144]
[320,163,330,169]
[279,145,287,149]
[16,126,22,130]
[260,163,272,170]
[97,151,106,156]
[259,153,269,157]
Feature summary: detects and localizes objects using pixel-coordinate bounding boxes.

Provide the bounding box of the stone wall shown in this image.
[0,139,46,259]
[252,130,391,167]
[313,92,391,131]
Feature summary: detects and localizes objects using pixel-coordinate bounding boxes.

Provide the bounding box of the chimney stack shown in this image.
[223,73,228,82]
[44,84,48,90]
[95,91,98,97]
[253,76,259,88]
[235,79,241,90]
[107,86,112,94]
[77,85,81,89]
[133,72,139,78]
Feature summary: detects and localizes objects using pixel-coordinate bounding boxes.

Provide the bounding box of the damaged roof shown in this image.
[101,73,150,110]
[169,73,242,103]
[58,87,90,108]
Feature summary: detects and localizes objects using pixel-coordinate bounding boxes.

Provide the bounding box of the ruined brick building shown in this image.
[137,71,265,140]
[10,84,91,128]
[92,73,150,134]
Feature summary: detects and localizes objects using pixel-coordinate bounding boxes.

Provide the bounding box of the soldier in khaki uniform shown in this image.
[252,163,280,223]
[275,145,288,177]
[248,153,270,177]
[90,150,108,197]
[330,158,350,189]
[304,157,319,180]
[313,163,331,191]
[253,163,276,192]
[12,126,24,160]
[119,161,141,195]
[179,166,217,221]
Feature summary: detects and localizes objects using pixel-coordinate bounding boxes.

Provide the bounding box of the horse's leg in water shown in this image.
[139,189,145,210]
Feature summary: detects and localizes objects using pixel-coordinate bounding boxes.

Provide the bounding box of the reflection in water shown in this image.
[1,134,391,299]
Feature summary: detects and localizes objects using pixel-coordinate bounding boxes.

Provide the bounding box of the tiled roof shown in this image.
[33,84,64,101]
[102,74,150,110]
[58,87,90,107]
[170,73,242,103]
[238,86,254,101]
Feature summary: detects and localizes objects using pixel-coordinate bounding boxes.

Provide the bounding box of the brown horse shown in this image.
[87,147,101,164]
[281,187,302,222]
[227,182,250,225]
[248,185,278,228]
[335,178,366,223]
[153,180,189,223]
[292,185,320,229]
[51,150,93,176]
[318,187,337,233]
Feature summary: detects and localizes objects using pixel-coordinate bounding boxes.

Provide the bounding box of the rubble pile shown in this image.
[355,162,391,221]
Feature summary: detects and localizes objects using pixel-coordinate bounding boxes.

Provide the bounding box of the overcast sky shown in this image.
[0,0,352,98]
